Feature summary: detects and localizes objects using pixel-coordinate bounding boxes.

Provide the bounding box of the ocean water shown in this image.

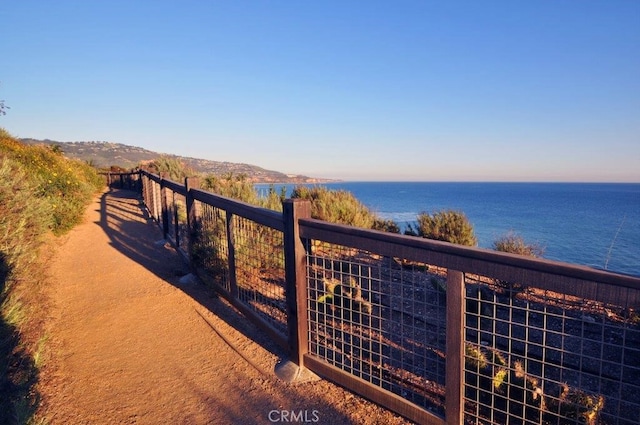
[256,182,640,277]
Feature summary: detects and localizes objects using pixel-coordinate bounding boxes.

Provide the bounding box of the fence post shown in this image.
[185,177,200,269]
[282,199,312,368]
[136,169,142,195]
[155,177,161,224]
[141,173,148,211]
[145,173,154,220]
[173,191,180,249]
[143,173,152,218]
[150,174,158,222]
[160,172,169,240]
[445,269,465,424]
[226,211,238,298]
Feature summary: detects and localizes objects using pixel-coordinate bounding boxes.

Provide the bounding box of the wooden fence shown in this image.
[102,170,141,191]
[106,171,640,425]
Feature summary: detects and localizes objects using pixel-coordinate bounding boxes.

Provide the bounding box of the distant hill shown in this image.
[20,138,333,184]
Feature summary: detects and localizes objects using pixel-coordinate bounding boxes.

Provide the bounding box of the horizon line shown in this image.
[256,180,640,185]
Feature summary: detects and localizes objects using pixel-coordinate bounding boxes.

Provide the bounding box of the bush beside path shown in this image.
[37,189,410,425]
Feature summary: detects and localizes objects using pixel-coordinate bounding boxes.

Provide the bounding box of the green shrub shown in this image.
[465,344,546,422]
[406,210,477,246]
[190,221,228,280]
[557,385,604,425]
[148,155,196,182]
[465,342,488,369]
[0,128,103,423]
[492,232,544,292]
[493,231,544,257]
[0,156,49,280]
[372,218,400,233]
[201,180,400,231]
[0,129,103,235]
[317,276,372,322]
[465,342,606,423]
[196,177,289,280]
[291,186,374,228]
[291,185,398,231]
[202,173,259,204]
[203,176,287,212]
[257,185,286,212]
[0,125,103,278]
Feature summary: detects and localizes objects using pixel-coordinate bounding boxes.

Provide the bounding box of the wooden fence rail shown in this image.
[105,170,640,425]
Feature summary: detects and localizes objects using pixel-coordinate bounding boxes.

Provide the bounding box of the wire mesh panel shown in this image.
[141,175,150,215]
[191,201,231,293]
[232,215,287,337]
[165,190,177,243]
[134,183,640,424]
[142,175,156,221]
[169,191,188,253]
[463,273,640,425]
[306,240,448,418]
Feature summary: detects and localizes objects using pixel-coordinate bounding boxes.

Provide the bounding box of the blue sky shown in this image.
[1,1,639,182]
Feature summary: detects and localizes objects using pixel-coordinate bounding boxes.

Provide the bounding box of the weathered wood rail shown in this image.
[105,170,640,425]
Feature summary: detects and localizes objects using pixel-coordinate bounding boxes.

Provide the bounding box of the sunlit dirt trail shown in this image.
[38,189,410,425]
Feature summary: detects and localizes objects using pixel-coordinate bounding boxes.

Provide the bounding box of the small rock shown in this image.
[179,273,197,285]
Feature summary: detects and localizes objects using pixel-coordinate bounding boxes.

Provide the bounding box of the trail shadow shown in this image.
[0,254,40,425]
[97,189,357,424]
[98,189,186,283]
[98,189,285,357]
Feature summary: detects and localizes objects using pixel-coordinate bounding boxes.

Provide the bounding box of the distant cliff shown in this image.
[20,138,334,184]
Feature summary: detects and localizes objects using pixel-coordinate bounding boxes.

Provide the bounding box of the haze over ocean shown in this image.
[256,182,640,277]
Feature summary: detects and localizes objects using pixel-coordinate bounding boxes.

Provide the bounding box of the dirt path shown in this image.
[38,189,411,425]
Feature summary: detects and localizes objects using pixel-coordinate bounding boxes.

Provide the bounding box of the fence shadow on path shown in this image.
[97,188,288,359]
[96,188,359,424]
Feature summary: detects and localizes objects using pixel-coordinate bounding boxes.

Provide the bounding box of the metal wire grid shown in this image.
[232,215,287,336]
[305,241,448,417]
[141,176,150,216]
[141,176,159,222]
[112,172,139,190]
[176,192,189,251]
[193,201,230,293]
[169,191,189,253]
[463,274,640,425]
[131,172,141,191]
[129,172,140,190]
[165,191,177,243]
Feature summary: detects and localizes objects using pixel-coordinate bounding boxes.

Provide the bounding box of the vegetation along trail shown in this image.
[38,188,409,424]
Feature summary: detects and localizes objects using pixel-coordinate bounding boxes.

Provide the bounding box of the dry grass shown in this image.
[0,128,103,424]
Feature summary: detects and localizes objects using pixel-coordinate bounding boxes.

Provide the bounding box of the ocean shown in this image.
[255,182,640,277]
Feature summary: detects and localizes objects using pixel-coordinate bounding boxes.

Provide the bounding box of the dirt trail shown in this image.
[38,189,411,425]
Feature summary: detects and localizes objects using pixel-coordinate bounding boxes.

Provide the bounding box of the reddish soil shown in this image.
[37,189,412,424]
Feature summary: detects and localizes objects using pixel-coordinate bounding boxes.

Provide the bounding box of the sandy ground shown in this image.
[37,189,412,425]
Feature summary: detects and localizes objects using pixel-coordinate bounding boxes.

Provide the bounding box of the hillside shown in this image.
[20,138,332,184]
